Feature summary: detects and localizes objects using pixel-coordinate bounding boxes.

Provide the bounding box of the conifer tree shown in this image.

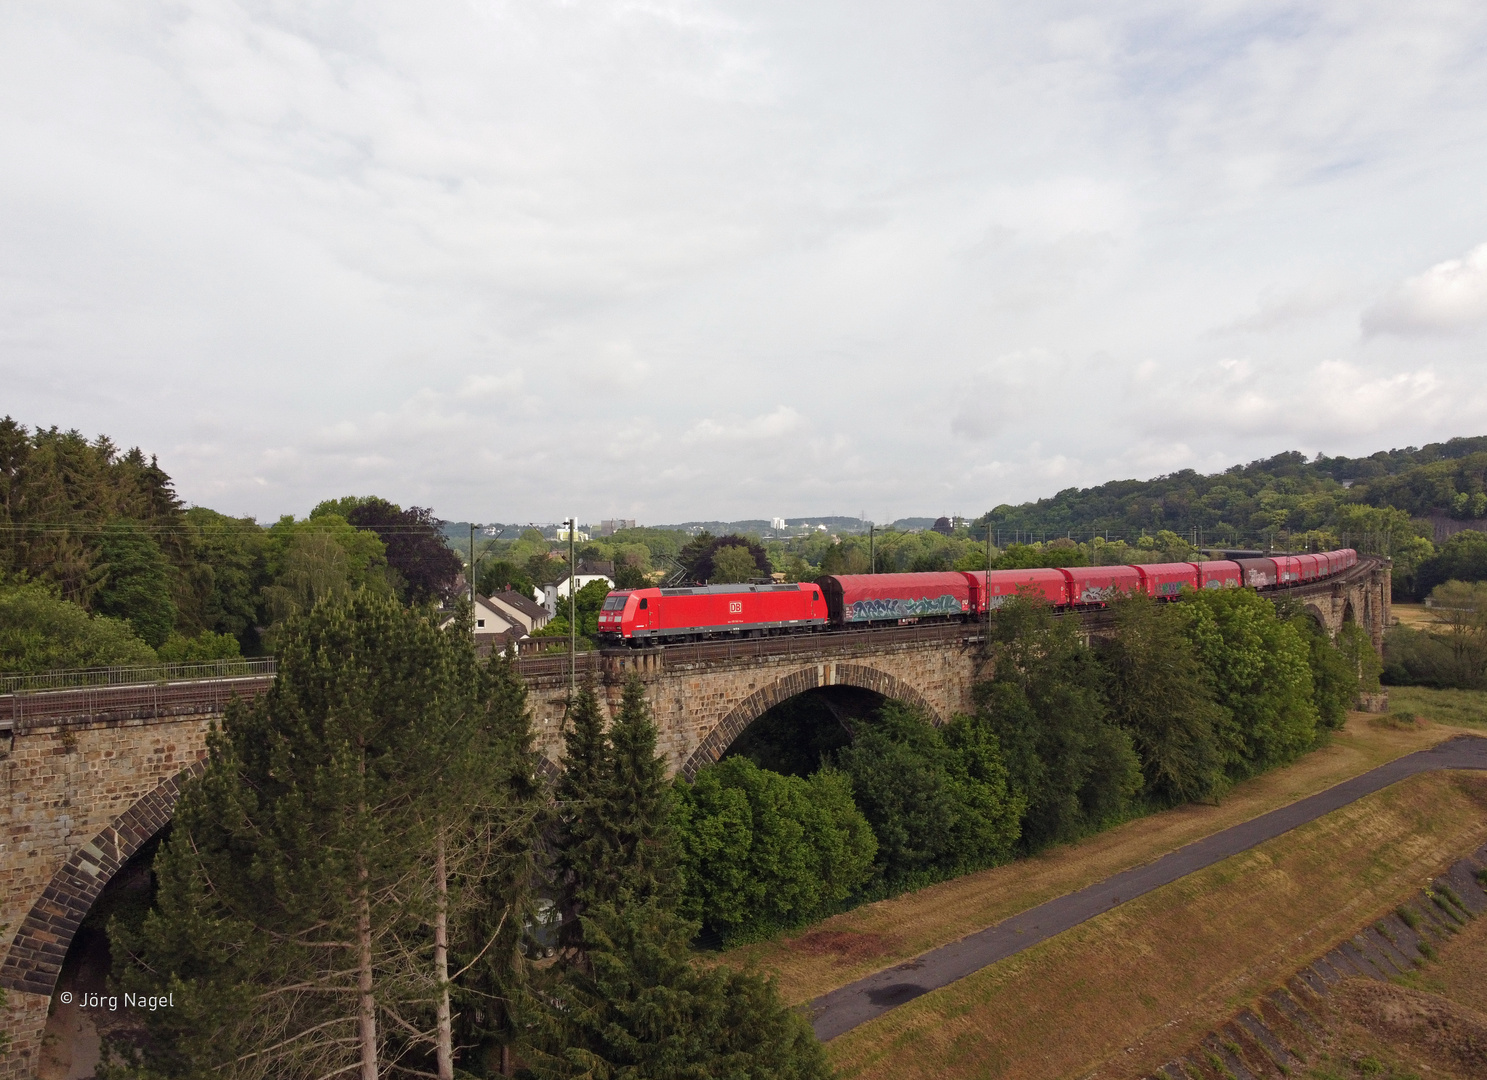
[104,594,540,1080]
[528,673,831,1079]
[525,899,830,1080]
[554,682,610,945]
[591,673,676,906]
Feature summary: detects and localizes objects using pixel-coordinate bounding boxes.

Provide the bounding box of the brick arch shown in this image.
[679,662,942,781]
[1303,602,1331,632]
[0,760,205,1001]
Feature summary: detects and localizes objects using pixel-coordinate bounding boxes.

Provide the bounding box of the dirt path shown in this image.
[807,734,1487,1042]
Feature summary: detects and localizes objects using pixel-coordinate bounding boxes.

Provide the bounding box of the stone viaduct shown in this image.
[0,558,1390,1075]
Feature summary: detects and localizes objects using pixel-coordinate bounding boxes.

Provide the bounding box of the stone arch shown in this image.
[1342,597,1357,625]
[679,662,942,781]
[0,760,204,1001]
[1303,602,1331,634]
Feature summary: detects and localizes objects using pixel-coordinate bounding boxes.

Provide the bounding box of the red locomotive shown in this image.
[596,549,1358,645]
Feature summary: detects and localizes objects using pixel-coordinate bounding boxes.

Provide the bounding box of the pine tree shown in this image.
[104,594,538,1079]
[524,899,830,1080]
[528,673,832,1079]
[554,682,610,946]
[592,674,675,906]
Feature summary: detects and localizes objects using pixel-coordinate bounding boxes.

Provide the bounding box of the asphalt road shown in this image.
[808,733,1487,1041]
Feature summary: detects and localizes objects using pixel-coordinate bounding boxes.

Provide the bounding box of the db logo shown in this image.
[729,601,743,614]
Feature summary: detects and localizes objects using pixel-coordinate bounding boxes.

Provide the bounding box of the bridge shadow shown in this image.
[722,686,885,777]
[35,832,165,1079]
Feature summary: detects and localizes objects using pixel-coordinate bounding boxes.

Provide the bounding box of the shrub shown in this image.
[0,582,157,672]
[836,702,1024,886]
[1182,588,1320,777]
[673,757,876,941]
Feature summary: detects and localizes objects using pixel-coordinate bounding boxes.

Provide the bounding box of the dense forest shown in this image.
[0,417,461,672]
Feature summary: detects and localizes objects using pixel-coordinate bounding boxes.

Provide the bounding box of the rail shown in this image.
[0,657,276,694]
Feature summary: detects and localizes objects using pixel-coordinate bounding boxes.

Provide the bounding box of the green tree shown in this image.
[836,702,1023,887]
[1096,594,1224,804]
[528,675,830,1080]
[673,757,876,941]
[1181,588,1320,776]
[155,629,241,663]
[710,544,762,583]
[105,594,539,1079]
[976,597,1140,850]
[0,582,156,671]
[476,558,535,599]
[1416,530,1487,598]
[1285,610,1359,730]
[523,898,830,1080]
[94,520,178,647]
[177,507,267,652]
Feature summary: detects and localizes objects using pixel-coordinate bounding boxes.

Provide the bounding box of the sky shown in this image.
[3,1,1487,526]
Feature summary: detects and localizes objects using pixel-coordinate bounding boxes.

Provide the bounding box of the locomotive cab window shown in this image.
[602,595,628,610]
[638,598,648,609]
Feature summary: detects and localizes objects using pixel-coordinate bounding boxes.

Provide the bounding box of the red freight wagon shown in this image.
[1341,548,1358,570]
[1193,560,1242,590]
[598,583,825,644]
[1235,557,1279,587]
[1063,565,1142,605]
[1297,554,1323,581]
[1133,562,1199,598]
[967,568,1071,610]
[820,572,972,625]
[1271,555,1304,584]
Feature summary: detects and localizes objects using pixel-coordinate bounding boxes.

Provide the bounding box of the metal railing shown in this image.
[1,673,274,730]
[0,657,276,694]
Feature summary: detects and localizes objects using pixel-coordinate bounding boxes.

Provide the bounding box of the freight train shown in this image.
[595,549,1358,646]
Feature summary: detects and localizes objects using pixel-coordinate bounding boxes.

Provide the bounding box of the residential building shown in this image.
[486,590,552,634]
[536,561,615,615]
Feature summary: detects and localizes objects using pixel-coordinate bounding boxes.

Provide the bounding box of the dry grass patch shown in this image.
[1390,603,1437,631]
[718,713,1462,1004]
[821,770,1487,1080]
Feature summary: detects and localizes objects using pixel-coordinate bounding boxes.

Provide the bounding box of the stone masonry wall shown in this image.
[0,713,214,1078]
[523,633,986,777]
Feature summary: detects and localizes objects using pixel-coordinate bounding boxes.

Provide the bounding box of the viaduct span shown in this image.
[0,559,1389,1075]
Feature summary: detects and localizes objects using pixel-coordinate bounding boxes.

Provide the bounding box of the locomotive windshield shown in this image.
[601,594,629,610]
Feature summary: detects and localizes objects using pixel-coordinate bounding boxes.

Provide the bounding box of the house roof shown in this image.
[487,589,550,622]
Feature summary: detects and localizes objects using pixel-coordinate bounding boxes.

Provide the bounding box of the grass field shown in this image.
[1389,602,1437,630]
[1384,685,1487,729]
[717,707,1476,1006]
[824,769,1487,1080]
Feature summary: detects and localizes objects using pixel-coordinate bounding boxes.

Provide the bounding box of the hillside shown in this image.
[975,437,1487,552]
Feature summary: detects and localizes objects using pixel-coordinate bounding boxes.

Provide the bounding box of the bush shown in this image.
[0,582,157,672]
[672,757,876,941]
[836,702,1023,887]
[1096,594,1225,804]
[977,597,1140,849]
[155,630,242,663]
[1181,588,1320,777]
[1286,611,1359,730]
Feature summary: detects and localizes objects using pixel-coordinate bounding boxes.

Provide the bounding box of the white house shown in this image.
[536,562,615,615]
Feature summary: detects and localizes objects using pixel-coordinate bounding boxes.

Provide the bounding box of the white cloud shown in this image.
[4,2,1487,523]
[1362,242,1487,335]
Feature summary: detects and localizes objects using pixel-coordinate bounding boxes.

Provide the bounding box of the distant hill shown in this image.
[974,437,1487,550]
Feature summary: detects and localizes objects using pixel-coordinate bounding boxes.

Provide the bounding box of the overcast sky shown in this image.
[4,2,1487,526]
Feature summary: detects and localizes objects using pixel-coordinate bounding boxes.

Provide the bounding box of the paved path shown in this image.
[808,734,1487,1041]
